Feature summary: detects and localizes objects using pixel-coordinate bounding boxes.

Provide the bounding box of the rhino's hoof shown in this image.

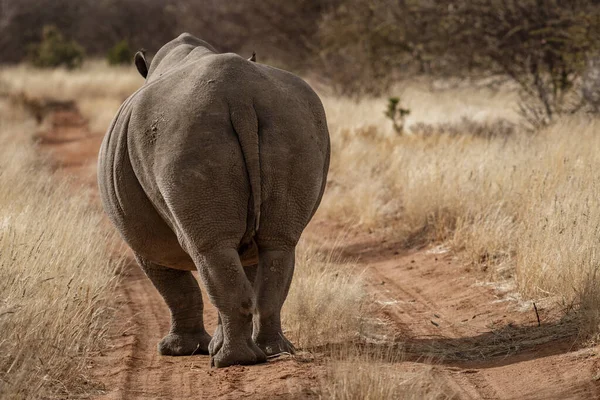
[210,340,266,368]
[158,331,212,356]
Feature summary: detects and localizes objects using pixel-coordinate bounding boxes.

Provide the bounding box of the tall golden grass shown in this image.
[324,356,454,400]
[283,239,367,349]
[0,99,122,398]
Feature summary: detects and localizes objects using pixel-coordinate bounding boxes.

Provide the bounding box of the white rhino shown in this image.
[97,33,330,368]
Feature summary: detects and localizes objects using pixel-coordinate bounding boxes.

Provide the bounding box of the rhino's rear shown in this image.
[98,40,330,269]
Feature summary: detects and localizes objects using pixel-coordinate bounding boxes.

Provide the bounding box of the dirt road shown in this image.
[40,109,600,399]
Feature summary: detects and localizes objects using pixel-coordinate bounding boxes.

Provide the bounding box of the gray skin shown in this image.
[97,33,330,368]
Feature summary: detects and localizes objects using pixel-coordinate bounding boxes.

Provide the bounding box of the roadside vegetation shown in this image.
[0,61,141,133]
[283,239,367,349]
[324,352,453,400]
[0,96,123,397]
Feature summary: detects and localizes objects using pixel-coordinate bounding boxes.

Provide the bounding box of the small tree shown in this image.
[107,40,133,65]
[384,97,410,135]
[29,25,84,69]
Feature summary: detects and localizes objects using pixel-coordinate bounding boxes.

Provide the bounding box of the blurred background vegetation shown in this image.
[1,0,600,125]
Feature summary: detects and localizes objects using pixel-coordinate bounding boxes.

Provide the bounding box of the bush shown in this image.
[107,40,133,65]
[384,97,410,135]
[28,25,84,69]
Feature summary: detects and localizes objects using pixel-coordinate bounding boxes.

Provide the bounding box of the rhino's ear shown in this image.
[134,50,148,78]
[248,51,256,62]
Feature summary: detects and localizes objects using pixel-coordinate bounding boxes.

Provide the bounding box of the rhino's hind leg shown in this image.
[208,264,258,356]
[135,255,212,356]
[252,247,296,356]
[192,247,266,368]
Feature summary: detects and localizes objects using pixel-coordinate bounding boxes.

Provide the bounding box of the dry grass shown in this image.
[0,60,142,132]
[0,100,122,398]
[0,60,141,100]
[321,346,455,400]
[324,363,449,400]
[282,238,367,349]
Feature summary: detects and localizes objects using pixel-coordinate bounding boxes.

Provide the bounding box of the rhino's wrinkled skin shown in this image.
[98,33,330,368]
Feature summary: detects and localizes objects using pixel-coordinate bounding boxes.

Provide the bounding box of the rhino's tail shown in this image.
[230,101,261,235]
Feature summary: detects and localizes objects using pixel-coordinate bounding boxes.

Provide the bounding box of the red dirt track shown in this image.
[40,110,600,399]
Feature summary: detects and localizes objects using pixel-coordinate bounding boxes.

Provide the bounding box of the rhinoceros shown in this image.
[97,33,330,368]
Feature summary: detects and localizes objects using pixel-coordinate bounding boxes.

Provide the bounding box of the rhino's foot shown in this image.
[255,333,296,357]
[210,338,266,368]
[209,318,266,368]
[158,331,212,356]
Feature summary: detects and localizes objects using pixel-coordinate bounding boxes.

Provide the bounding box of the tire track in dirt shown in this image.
[312,230,506,399]
[94,265,323,399]
[317,226,600,400]
[369,264,500,399]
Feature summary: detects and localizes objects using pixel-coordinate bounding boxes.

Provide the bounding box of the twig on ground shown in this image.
[533,302,541,327]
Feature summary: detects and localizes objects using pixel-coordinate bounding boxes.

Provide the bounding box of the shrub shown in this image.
[0,103,121,398]
[28,25,84,69]
[384,97,410,135]
[107,40,133,65]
